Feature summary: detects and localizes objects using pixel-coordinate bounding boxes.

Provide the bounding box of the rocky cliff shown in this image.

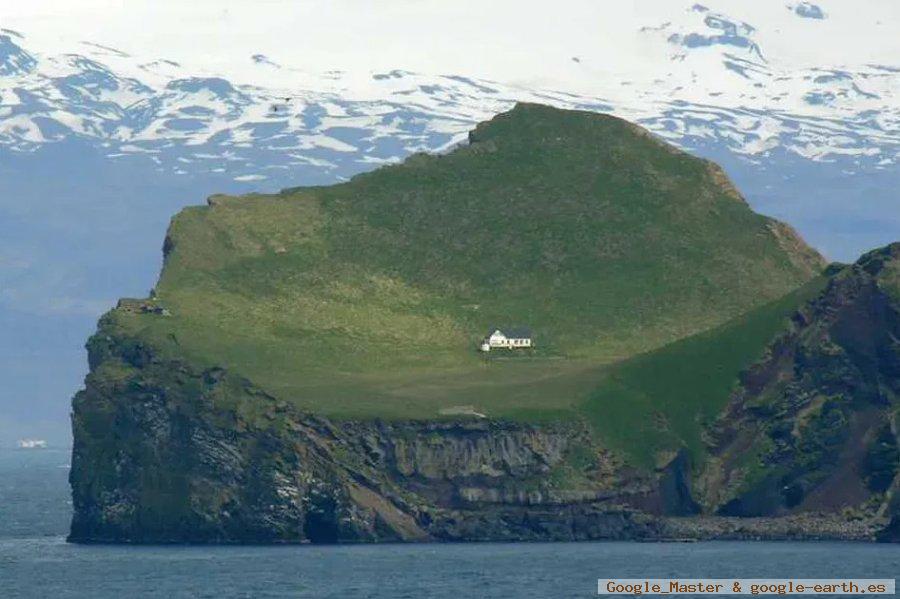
[699,243,900,540]
[70,323,667,543]
[70,244,900,543]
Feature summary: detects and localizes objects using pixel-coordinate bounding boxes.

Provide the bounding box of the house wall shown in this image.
[488,333,508,347]
[487,336,531,348]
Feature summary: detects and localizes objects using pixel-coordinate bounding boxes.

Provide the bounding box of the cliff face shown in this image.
[70,245,900,543]
[698,243,900,539]
[71,322,670,543]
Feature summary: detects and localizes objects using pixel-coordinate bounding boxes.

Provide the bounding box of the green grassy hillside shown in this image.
[582,276,828,467]
[108,103,824,423]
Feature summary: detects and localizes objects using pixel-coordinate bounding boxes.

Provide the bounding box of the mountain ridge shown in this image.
[2,21,897,170]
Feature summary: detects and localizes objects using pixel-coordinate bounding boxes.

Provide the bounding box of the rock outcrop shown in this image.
[70,322,666,543]
[698,243,900,537]
[69,244,900,543]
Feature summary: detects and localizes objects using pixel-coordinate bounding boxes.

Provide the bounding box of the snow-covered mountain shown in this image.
[0,0,898,444]
[2,3,898,174]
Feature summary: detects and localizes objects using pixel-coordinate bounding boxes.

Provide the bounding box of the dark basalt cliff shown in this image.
[70,244,900,543]
[698,243,900,540]
[70,331,666,543]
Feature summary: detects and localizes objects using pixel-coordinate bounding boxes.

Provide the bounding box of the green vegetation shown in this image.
[582,277,827,467]
[108,103,824,434]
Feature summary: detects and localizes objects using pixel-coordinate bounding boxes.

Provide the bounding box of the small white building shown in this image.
[479,327,533,351]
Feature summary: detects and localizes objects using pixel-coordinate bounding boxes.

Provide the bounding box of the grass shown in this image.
[581,276,828,467]
[107,103,825,437]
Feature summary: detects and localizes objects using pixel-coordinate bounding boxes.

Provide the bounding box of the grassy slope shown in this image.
[110,103,824,428]
[582,276,828,467]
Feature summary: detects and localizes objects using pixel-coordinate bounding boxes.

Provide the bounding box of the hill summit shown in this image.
[106,103,824,419]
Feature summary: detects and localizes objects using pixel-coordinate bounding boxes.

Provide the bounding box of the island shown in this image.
[69,104,899,543]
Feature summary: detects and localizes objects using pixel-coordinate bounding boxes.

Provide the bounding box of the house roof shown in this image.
[505,326,532,339]
[487,326,532,339]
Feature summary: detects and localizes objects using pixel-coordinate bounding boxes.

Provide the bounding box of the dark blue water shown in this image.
[1,449,897,598]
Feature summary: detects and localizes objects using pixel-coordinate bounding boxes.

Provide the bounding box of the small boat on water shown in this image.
[16,438,48,449]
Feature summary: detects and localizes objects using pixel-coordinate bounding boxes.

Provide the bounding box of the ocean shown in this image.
[1,449,897,598]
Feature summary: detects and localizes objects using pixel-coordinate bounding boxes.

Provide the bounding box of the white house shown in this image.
[479,327,533,351]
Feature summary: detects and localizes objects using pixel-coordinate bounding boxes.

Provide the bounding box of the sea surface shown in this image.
[1,449,897,598]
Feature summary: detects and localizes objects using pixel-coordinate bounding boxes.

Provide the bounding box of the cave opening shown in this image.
[304,500,339,544]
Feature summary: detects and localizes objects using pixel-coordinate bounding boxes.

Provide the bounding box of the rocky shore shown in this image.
[661,514,883,542]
